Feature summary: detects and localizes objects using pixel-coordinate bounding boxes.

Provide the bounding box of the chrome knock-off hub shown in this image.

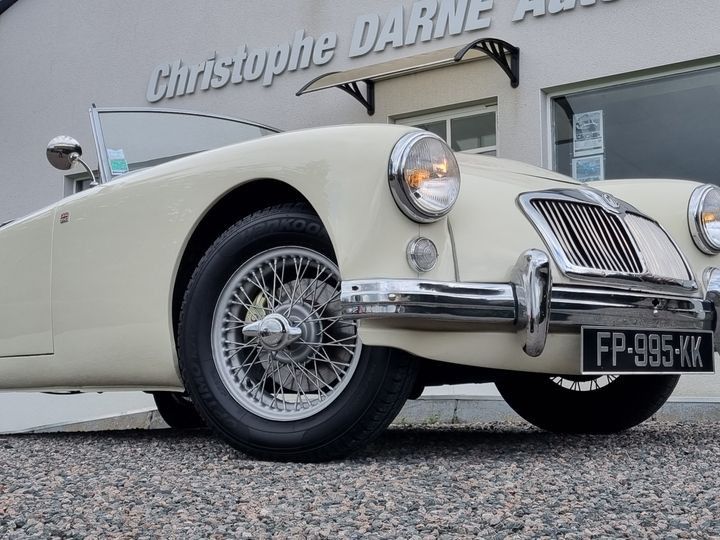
[242,313,302,351]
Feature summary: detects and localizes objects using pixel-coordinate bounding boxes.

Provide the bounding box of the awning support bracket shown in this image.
[298,74,376,116]
[454,38,520,88]
[338,80,375,116]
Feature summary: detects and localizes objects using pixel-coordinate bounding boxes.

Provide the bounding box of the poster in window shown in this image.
[573,110,604,157]
[107,148,129,175]
[572,155,605,182]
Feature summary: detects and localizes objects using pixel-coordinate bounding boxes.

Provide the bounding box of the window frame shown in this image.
[543,58,720,171]
[396,103,498,155]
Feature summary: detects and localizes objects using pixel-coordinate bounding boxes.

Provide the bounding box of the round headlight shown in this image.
[389,132,461,223]
[689,184,720,254]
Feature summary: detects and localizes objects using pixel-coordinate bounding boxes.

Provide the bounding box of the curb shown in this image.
[394,396,720,425]
[12,396,720,434]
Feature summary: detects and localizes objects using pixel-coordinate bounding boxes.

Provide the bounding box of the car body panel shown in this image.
[450,153,574,284]
[0,124,456,389]
[0,121,717,389]
[0,207,54,357]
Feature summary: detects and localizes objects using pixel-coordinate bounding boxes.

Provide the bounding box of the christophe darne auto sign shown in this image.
[146,0,618,102]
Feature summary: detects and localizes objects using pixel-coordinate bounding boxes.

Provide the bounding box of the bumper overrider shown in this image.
[341,250,720,358]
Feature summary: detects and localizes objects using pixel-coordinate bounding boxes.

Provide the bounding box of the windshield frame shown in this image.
[89,105,280,184]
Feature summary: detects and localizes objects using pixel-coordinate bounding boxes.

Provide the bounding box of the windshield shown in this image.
[92,108,277,181]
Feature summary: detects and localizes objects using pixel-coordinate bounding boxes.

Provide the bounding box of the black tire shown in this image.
[496,374,679,433]
[152,392,205,429]
[177,203,417,462]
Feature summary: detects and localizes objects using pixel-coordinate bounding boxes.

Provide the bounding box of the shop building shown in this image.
[1,0,719,423]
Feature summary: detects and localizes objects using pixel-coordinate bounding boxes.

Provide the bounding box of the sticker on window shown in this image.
[107,148,129,175]
[573,110,604,157]
[572,155,605,182]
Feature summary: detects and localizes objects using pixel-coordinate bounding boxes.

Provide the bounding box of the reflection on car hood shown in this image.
[456,153,579,185]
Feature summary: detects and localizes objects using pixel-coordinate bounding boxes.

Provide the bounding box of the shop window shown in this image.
[64,171,99,196]
[399,104,497,155]
[551,66,720,184]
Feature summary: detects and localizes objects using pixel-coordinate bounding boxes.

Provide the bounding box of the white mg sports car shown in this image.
[3,106,719,461]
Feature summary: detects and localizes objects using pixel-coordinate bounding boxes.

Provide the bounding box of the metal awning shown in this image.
[296,38,519,116]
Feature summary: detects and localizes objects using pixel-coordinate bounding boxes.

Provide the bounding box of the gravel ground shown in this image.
[0,421,719,539]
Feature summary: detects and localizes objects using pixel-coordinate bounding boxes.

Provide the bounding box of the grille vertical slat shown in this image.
[625,214,690,281]
[596,210,636,273]
[585,207,629,272]
[601,209,643,273]
[530,198,691,283]
[571,206,614,270]
[545,201,589,267]
[540,201,585,267]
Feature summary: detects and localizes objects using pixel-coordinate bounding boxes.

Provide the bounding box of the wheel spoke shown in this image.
[211,246,360,421]
[233,348,264,383]
[225,338,260,361]
[291,359,331,397]
[551,375,619,392]
[294,268,332,308]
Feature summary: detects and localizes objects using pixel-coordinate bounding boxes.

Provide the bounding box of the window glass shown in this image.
[398,104,497,155]
[552,67,720,184]
[63,170,100,196]
[414,120,447,140]
[97,111,277,178]
[450,113,496,151]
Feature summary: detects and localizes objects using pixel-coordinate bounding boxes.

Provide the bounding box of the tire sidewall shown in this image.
[179,208,395,455]
[497,373,679,433]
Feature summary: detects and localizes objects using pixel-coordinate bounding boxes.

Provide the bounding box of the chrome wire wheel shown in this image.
[550,375,619,392]
[211,247,360,421]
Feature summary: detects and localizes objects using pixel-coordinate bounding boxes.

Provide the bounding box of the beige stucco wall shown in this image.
[0,0,719,402]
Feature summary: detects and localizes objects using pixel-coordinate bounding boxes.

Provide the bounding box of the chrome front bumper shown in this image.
[341,250,719,358]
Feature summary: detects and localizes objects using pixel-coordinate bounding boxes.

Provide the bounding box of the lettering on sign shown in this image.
[147,31,337,102]
[513,0,618,21]
[146,0,620,102]
[349,0,493,57]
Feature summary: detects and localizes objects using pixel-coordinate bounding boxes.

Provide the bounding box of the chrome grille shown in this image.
[624,214,691,281]
[528,197,693,285]
[532,200,642,274]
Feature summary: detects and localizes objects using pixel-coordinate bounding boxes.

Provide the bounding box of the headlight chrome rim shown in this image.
[689,184,720,255]
[388,131,460,223]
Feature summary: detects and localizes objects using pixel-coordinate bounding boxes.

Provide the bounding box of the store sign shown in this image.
[146,0,619,102]
[513,0,617,21]
[146,31,338,102]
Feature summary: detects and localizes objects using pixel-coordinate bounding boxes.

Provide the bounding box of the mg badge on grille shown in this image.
[602,193,620,210]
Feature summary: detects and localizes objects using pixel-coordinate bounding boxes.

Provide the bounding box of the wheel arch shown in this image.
[171,178,325,342]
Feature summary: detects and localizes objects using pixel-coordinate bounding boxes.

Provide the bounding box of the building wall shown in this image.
[2,0,719,221]
[0,0,719,409]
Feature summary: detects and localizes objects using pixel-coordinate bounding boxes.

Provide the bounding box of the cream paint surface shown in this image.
[0,124,717,388]
[0,124,435,389]
[0,208,55,357]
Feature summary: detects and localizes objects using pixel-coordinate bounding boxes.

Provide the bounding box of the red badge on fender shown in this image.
[59,212,70,224]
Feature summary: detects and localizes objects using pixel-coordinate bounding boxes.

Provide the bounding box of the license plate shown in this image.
[581,327,715,374]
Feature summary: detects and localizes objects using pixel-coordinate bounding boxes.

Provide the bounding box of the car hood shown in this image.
[456,153,579,186]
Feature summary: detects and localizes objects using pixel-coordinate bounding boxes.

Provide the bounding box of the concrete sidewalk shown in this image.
[15,396,720,433]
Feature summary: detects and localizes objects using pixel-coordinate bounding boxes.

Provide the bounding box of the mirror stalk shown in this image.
[69,152,99,187]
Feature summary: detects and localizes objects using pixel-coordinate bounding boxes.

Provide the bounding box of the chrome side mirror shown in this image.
[46,136,83,170]
[46,136,98,186]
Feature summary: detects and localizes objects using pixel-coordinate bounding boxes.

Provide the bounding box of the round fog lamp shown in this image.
[407,237,438,272]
